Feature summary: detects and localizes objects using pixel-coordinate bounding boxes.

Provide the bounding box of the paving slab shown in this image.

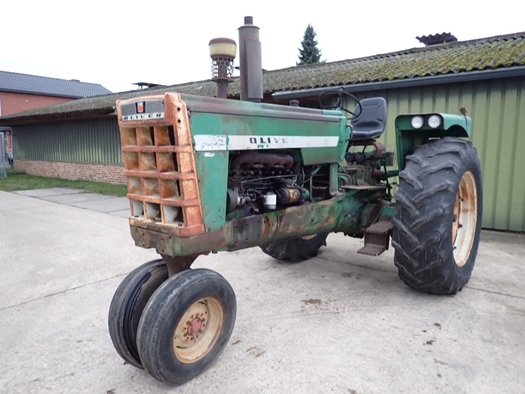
[109,209,132,218]
[42,192,116,204]
[69,196,129,213]
[14,187,86,197]
[11,187,130,215]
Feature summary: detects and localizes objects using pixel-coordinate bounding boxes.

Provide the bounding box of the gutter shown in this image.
[0,108,116,126]
[272,66,525,100]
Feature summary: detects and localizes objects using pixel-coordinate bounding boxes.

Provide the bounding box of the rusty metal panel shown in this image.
[116,93,205,237]
[129,196,346,257]
[344,77,525,231]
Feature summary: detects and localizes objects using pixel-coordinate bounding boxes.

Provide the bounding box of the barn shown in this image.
[1,32,524,231]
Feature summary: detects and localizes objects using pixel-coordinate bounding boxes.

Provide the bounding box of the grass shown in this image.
[0,169,128,197]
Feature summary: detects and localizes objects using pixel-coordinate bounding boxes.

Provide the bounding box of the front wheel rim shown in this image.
[172,297,224,364]
[452,171,478,267]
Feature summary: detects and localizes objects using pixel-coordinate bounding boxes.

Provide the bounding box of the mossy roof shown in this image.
[265,31,525,92]
[2,31,524,124]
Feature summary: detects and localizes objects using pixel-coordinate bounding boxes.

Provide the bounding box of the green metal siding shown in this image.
[345,77,525,232]
[13,118,122,164]
[10,80,525,232]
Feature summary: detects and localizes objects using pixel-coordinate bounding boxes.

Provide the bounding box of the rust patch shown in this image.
[118,93,205,236]
[130,197,343,257]
[231,151,293,170]
[160,254,197,277]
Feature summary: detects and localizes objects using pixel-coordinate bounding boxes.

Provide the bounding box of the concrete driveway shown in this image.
[1,189,524,394]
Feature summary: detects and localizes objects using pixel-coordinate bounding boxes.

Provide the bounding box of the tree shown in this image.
[297,24,323,65]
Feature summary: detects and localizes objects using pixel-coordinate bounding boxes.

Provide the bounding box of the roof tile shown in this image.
[261,31,525,92]
[0,70,112,98]
[2,31,525,123]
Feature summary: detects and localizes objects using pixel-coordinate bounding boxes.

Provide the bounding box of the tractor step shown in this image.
[357,220,394,256]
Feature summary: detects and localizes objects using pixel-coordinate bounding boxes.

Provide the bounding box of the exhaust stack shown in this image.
[238,16,263,102]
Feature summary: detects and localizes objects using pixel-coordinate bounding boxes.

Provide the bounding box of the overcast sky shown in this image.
[2,1,523,93]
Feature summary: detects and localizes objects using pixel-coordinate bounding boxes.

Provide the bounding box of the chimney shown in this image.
[416,33,458,46]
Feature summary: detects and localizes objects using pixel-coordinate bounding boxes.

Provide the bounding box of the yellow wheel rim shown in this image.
[452,171,478,267]
[172,297,224,364]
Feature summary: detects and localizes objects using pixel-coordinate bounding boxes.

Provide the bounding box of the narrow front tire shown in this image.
[108,259,168,368]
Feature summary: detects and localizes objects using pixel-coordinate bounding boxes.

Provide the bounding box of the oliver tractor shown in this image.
[108,17,482,385]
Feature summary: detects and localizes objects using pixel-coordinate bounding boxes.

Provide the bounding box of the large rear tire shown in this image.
[260,233,329,262]
[108,259,168,368]
[137,269,236,385]
[392,137,483,295]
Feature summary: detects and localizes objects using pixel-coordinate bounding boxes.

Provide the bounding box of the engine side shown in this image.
[116,92,393,257]
[186,93,350,232]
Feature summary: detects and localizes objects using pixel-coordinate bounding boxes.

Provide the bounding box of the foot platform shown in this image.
[357,220,394,256]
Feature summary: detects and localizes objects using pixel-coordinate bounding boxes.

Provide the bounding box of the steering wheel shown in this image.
[318,88,363,120]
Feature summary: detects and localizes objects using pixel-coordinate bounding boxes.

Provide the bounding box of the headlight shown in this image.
[428,115,442,129]
[411,116,424,129]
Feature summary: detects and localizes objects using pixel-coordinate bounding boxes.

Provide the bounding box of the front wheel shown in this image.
[137,269,236,385]
[260,233,329,262]
[392,137,483,295]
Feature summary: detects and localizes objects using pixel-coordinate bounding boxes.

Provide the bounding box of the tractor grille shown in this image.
[117,93,204,237]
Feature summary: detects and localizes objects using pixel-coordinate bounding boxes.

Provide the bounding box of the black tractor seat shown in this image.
[350,97,387,140]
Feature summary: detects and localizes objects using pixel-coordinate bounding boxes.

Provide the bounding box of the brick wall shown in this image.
[0,92,73,116]
[15,160,126,185]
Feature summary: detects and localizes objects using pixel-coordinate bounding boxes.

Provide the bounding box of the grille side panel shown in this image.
[116,93,205,237]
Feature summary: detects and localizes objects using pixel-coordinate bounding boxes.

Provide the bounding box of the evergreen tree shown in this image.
[297,24,323,65]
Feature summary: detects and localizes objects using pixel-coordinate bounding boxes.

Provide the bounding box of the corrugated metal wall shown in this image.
[347,77,525,232]
[13,117,122,164]
[11,79,524,231]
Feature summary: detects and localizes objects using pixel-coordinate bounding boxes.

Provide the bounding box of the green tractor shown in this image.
[108,17,482,385]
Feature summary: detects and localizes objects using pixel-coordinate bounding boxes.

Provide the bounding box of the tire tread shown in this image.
[392,137,482,295]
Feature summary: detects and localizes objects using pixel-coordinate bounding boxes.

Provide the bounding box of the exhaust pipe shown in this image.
[238,16,263,102]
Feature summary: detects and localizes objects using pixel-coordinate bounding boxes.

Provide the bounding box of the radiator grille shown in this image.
[117,93,204,237]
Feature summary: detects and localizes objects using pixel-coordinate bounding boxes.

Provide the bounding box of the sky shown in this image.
[2,1,523,94]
